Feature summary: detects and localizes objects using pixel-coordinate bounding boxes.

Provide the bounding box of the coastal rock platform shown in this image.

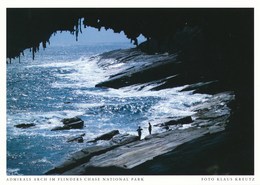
[46,91,235,175]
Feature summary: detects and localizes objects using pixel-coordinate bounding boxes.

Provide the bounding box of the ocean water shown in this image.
[7,43,211,175]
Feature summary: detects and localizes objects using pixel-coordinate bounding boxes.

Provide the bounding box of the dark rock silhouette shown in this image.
[62,117,82,125]
[77,137,84,143]
[14,123,36,129]
[163,116,193,126]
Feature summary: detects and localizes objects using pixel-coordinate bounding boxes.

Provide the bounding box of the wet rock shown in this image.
[88,130,120,142]
[14,123,36,129]
[51,117,84,131]
[78,137,84,143]
[62,117,82,125]
[51,121,84,131]
[51,126,65,131]
[67,133,86,143]
[65,120,84,129]
[162,125,170,130]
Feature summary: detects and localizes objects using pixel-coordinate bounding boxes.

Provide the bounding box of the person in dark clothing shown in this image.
[136,126,143,140]
[148,122,152,135]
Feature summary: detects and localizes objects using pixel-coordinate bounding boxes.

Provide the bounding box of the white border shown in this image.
[0,0,256,8]
[1,1,259,185]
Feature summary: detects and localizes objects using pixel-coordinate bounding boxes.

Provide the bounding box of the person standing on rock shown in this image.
[137,126,143,140]
[148,122,152,135]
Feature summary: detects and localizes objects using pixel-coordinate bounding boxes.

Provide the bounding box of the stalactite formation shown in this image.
[7,8,252,61]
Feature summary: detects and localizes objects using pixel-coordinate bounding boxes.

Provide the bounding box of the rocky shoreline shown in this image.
[7,9,253,175]
[45,91,235,175]
[42,44,250,175]
[12,44,250,175]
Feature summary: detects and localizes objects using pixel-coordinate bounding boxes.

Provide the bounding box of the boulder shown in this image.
[77,137,84,143]
[51,126,66,131]
[164,116,193,126]
[51,121,84,131]
[14,123,36,129]
[110,134,139,145]
[67,133,86,143]
[62,117,82,125]
[64,120,84,129]
[51,117,84,131]
[88,130,120,142]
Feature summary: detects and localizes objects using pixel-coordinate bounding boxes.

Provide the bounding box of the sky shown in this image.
[49,26,146,46]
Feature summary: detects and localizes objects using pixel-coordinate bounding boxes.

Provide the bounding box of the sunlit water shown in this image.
[7,43,211,175]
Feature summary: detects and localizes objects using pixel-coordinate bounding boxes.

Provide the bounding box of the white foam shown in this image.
[72,103,105,109]
[31,157,52,165]
[48,57,110,89]
[7,50,213,143]
[7,168,21,175]
[178,123,194,130]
